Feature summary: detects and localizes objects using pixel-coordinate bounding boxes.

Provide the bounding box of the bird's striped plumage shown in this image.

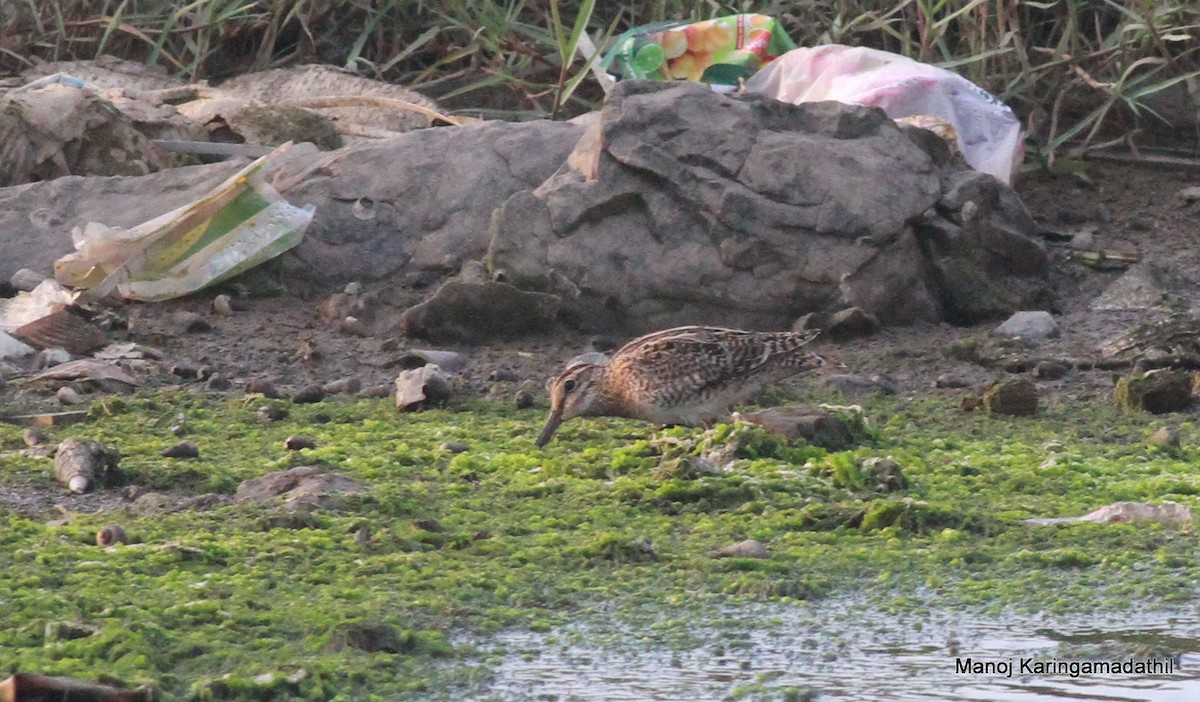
[537,326,825,446]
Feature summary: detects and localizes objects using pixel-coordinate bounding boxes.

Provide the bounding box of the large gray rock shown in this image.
[276,120,584,288]
[488,80,1052,330]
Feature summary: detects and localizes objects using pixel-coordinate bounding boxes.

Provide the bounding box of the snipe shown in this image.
[536,326,826,446]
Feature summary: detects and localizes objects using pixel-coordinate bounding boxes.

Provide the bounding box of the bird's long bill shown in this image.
[535,410,564,447]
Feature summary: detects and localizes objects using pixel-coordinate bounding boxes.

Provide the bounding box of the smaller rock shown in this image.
[362,383,393,399]
[322,376,362,395]
[1115,369,1191,414]
[96,524,128,547]
[161,440,200,459]
[960,395,980,412]
[56,385,86,405]
[212,294,234,316]
[174,311,212,333]
[590,335,620,353]
[246,377,281,398]
[439,441,469,453]
[982,379,1038,416]
[1034,360,1068,380]
[412,519,444,533]
[354,527,372,548]
[284,436,317,451]
[514,389,535,409]
[1177,185,1200,205]
[1027,500,1192,526]
[993,311,1059,341]
[825,307,880,340]
[861,457,907,492]
[35,347,71,369]
[935,374,971,389]
[395,364,451,411]
[340,316,371,337]
[23,427,49,447]
[395,349,468,373]
[205,373,232,391]
[792,311,831,333]
[292,385,326,404]
[344,281,363,296]
[488,368,519,382]
[329,621,405,654]
[44,621,100,642]
[256,404,288,422]
[739,406,859,450]
[1068,226,1095,250]
[131,492,175,513]
[712,539,769,559]
[1147,426,1181,448]
[9,268,46,292]
[825,374,896,398]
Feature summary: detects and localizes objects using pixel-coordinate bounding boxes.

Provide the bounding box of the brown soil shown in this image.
[3,159,1199,514]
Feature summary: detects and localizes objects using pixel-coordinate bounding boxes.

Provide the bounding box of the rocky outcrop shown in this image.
[489,80,1052,331]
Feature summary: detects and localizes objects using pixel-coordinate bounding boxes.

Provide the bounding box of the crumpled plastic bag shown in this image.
[55,143,315,301]
[745,45,1023,184]
[603,14,796,87]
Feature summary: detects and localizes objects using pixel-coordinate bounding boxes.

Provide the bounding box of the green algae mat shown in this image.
[0,392,1196,700]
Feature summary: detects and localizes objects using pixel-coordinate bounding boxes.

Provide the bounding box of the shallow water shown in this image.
[477,600,1200,701]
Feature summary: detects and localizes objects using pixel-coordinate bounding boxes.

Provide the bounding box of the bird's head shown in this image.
[536,363,604,447]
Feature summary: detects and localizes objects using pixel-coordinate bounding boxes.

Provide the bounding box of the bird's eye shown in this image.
[563,379,577,392]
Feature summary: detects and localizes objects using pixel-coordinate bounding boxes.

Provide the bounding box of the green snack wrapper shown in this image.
[602,14,796,86]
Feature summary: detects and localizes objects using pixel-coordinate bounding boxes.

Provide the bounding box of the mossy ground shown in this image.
[0,388,1196,699]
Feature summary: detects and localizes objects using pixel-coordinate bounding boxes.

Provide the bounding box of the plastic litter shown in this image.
[745,45,1023,184]
[55,143,315,302]
[602,14,795,87]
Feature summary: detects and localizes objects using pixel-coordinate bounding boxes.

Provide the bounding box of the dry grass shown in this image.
[1,0,1197,161]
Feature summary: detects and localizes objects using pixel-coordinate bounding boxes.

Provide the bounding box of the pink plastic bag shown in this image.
[746,45,1023,184]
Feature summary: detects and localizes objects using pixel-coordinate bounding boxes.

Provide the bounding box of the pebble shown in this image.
[935,374,971,389]
[96,524,128,547]
[162,440,200,459]
[362,383,394,399]
[292,385,325,404]
[514,389,535,409]
[246,377,281,398]
[322,376,362,395]
[212,294,234,316]
[340,316,371,336]
[1034,360,1068,380]
[56,386,85,405]
[174,311,212,333]
[439,441,469,453]
[256,404,288,422]
[1147,426,1181,448]
[205,373,232,391]
[23,427,48,447]
[284,436,317,451]
[713,539,769,559]
[9,268,45,292]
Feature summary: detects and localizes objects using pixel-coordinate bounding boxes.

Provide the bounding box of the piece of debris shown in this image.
[96,524,128,547]
[0,673,151,702]
[1091,263,1170,311]
[1026,501,1192,526]
[32,358,139,387]
[982,378,1038,416]
[1114,369,1191,414]
[13,309,107,354]
[712,539,770,559]
[993,311,1059,341]
[55,438,120,493]
[0,410,91,428]
[161,440,200,459]
[395,364,452,411]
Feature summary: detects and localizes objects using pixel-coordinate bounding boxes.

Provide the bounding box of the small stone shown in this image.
[212,294,234,316]
[362,383,393,399]
[35,347,71,369]
[514,389,535,409]
[1068,227,1096,250]
[246,377,281,398]
[1034,360,1068,380]
[439,441,469,453]
[256,404,288,422]
[488,368,519,382]
[9,268,46,292]
[1177,185,1200,204]
[205,373,232,391]
[982,379,1038,416]
[344,281,363,296]
[590,335,620,352]
[56,385,85,405]
[935,374,970,389]
[713,539,769,559]
[354,528,372,547]
[961,395,979,411]
[322,376,362,395]
[826,306,880,340]
[23,427,48,446]
[292,385,326,404]
[993,311,1059,341]
[1147,426,1181,448]
[340,316,371,337]
[395,365,451,411]
[173,311,212,333]
[96,524,128,547]
[161,440,200,459]
[825,374,895,398]
[861,457,907,492]
[412,519,444,533]
[284,436,317,451]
